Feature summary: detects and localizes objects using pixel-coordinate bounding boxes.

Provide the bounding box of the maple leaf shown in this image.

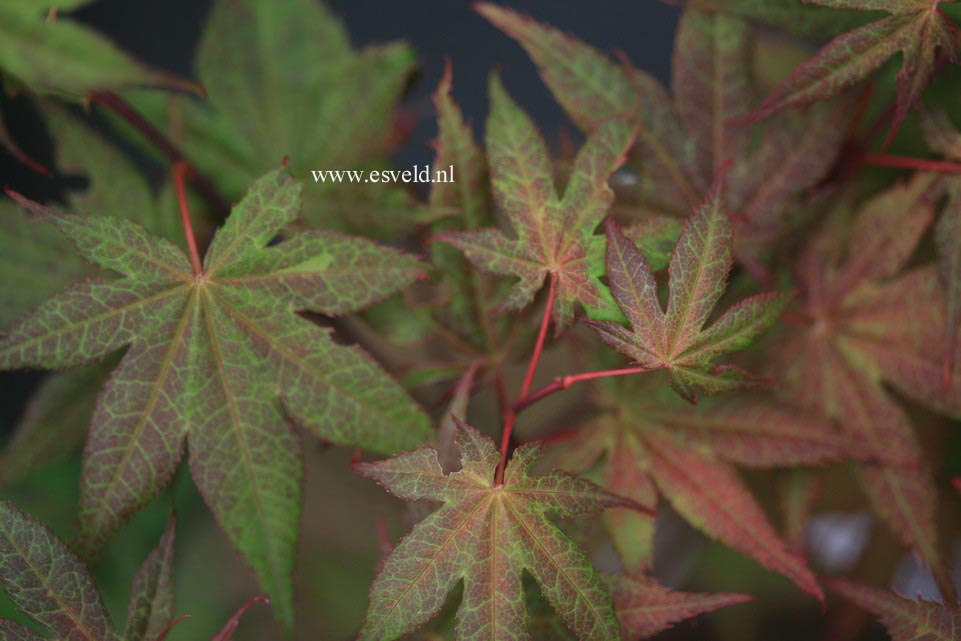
[0,1,197,98]
[754,0,961,138]
[477,4,846,267]
[0,500,264,641]
[0,168,431,629]
[437,75,638,332]
[686,0,873,39]
[113,0,430,237]
[355,419,644,641]
[608,574,751,640]
[829,578,961,640]
[586,192,792,402]
[772,172,961,598]
[553,374,847,598]
[0,103,188,484]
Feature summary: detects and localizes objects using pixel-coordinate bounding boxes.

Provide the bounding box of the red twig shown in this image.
[154,615,191,641]
[173,162,204,275]
[211,596,270,641]
[89,91,229,215]
[860,151,961,175]
[495,272,557,485]
[513,366,651,414]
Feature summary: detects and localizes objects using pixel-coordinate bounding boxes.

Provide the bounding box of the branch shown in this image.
[89,91,230,216]
[513,366,652,414]
[495,272,557,485]
[173,162,204,275]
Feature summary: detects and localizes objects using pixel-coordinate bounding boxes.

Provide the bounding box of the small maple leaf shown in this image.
[477,4,846,268]
[553,375,844,599]
[829,578,961,641]
[0,168,431,629]
[586,191,791,402]
[355,419,646,641]
[437,75,638,332]
[754,0,961,139]
[609,574,751,640]
[773,172,961,598]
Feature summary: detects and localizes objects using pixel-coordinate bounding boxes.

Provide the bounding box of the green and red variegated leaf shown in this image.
[829,578,961,641]
[609,573,751,640]
[588,194,789,401]
[125,515,177,641]
[0,169,430,631]
[355,421,640,641]
[0,619,46,641]
[642,431,823,602]
[437,76,636,330]
[0,501,118,641]
[755,1,961,137]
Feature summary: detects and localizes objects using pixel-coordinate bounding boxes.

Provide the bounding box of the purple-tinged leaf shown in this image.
[829,578,961,641]
[125,515,176,641]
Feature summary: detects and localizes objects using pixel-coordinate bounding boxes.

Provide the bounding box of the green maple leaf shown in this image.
[355,420,641,641]
[0,168,431,630]
[0,103,185,485]
[437,75,638,332]
[0,501,263,641]
[774,172,961,596]
[477,4,846,267]
[829,579,961,641]
[686,0,873,39]
[754,0,961,137]
[117,0,429,237]
[0,0,197,98]
[587,191,791,402]
[554,374,851,599]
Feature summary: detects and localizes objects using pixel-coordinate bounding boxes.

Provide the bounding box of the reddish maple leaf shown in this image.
[829,578,961,641]
[587,189,791,402]
[437,75,638,332]
[773,172,961,598]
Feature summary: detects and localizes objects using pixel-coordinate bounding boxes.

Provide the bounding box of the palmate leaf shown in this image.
[754,0,961,137]
[829,579,961,640]
[587,192,791,402]
[774,172,961,595]
[437,75,637,331]
[0,1,197,98]
[687,0,873,39]
[355,420,643,641]
[477,4,846,265]
[0,169,431,630]
[554,375,847,598]
[120,0,429,237]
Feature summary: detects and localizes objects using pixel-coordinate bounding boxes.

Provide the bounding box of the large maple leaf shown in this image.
[355,419,644,641]
[113,0,429,237]
[587,190,792,402]
[754,0,961,138]
[0,168,431,629]
[829,578,961,641]
[476,4,846,268]
[773,172,961,597]
[437,75,637,332]
[552,374,850,599]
